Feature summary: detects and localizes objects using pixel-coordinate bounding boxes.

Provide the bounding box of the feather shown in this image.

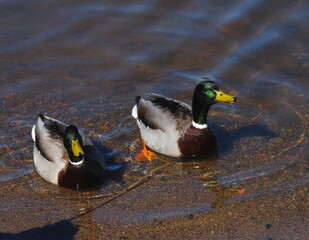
[34,115,68,163]
[133,94,194,157]
[136,93,192,132]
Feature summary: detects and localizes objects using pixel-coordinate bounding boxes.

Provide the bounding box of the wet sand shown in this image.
[0,168,307,239]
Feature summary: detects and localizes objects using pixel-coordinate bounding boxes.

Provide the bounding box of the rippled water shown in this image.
[0,0,308,238]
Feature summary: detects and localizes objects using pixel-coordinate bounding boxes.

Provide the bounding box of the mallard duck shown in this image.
[132,81,236,157]
[31,114,118,188]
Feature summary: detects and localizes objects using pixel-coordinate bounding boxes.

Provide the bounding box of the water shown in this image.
[0,0,308,238]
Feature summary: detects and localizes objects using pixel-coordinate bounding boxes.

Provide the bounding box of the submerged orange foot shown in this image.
[135,142,156,162]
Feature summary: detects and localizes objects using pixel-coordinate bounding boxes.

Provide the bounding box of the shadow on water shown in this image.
[179,123,278,163]
[213,123,279,153]
[0,220,78,240]
[84,139,127,189]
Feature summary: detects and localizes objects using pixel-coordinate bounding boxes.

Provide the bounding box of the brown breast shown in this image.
[178,125,217,157]
[58,160,104,189]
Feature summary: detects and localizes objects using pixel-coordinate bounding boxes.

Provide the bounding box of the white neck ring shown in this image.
[192,121,208,129]
[69,158,84,166]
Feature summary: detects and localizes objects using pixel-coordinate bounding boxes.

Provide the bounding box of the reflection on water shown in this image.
[0,0,308,235]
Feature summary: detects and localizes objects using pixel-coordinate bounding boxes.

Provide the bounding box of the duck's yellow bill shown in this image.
[71,139,85,157]
[215,90,236,103]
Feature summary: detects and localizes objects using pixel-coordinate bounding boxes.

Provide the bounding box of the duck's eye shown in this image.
[219,93,223,96]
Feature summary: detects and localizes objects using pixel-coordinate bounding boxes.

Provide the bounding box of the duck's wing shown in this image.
[32,114,68,163]
[133,93,192,132]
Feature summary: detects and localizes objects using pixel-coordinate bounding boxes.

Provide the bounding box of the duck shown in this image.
[132,81,237,157]
[31,114,119,188]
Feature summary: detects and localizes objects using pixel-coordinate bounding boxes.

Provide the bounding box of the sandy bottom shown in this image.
[0,165,307,240]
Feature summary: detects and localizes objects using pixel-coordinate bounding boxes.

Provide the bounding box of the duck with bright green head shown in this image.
[32,114,120,188]
[132,81,237,157]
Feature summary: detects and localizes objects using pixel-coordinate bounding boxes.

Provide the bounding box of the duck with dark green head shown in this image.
[132,81,237,157]
[32,114,119,189]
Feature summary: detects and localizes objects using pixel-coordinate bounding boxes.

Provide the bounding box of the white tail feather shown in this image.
[31,125,36,141]
[132,105,138,119]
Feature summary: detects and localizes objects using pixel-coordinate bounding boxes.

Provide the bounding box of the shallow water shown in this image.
[0,0,308,239]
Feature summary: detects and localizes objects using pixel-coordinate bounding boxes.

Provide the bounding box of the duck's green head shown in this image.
[195,81,236,104]
[192,81,236,125]
[63,125,85,165]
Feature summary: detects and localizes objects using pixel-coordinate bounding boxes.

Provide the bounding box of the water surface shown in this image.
[0,0,308,239]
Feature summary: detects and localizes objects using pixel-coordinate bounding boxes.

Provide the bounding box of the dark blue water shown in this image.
[0,0,308,238]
